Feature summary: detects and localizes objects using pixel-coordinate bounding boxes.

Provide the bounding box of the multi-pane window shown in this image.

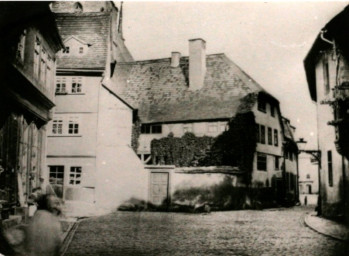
[56,77,67,94]
[68,117,79,134]
[49,166,64,198]
[257,153,267,171]
[258,98,266,113]
[183,124,193,133]
[275,156,279,170]
[34,37,40,78]
[268,127,272,145]
[141,124,162,134]
[274,129,278,146]
[64,46,70,54]
[72,77,82,93]
[17,29,26,62]
[79,47,83,54]
[328,150,333,187]
[306,174,310,179]
[69,167,82,185]
[52,118,63,134]
[260,125,265,144]
[323,56,330,95]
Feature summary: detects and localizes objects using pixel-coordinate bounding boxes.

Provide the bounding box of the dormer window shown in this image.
[62,36,89,56]
[74,2,83,12]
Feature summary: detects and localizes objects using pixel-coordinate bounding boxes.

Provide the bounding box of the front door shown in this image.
[150,172,169,205]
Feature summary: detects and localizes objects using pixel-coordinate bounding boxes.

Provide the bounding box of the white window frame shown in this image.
[68,117,80,135]
[71,77,83,93]
[55,77,67,94]
[69,166,82,186]
[183,124,193,134]
[52,117,63,135]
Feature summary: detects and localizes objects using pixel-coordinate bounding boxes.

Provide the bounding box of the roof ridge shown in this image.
[116,53,226,65]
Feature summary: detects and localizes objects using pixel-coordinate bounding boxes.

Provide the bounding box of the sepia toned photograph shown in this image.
[0,1,348,255]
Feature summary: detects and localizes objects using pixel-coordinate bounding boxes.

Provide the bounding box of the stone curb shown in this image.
[304,212,349,241]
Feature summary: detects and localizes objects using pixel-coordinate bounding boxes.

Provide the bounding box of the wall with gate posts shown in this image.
[145,165,245,207]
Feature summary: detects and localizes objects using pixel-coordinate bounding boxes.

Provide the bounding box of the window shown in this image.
[64,46,70,54]
[290,152,293,161]
[270,105,275,117]
[69,167,82,185]
[260,125,265,144]
[268,127,272,145]
[208,123,218,133]
[307,185,312,194]
[79,47,83,54]
[68,117,79,134]
[72,77,82,93]
[275,156,279,170]
[257,153,267,171]
[39,48,46,84]
[55,77,67,94]
[52,118,63,134]
[49,166,64,198]
[256,124,260,143]
[34,37,40,78]
[328,150,333,187]
[323,56,330,95]
[141,124,162,134]
[306,174,310,179]
[274,129,278,146]
[258,98,266,113]
[183,124,193,133]
[17,29,26,62]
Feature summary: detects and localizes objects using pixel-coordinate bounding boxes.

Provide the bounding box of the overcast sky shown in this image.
[120,1,348,149]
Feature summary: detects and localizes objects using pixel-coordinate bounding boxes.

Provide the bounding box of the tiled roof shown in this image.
[113,54,268,123]
[54,13,110,69]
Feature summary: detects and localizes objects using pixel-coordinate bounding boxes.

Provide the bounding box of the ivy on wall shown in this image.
[151,112,257,185]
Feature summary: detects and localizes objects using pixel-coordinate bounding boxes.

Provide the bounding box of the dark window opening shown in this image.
[274,129,278,146]
[257,153,267,171]
[258,98,266,113]
[141,124,162,134]
[328,150,333,187]
[268,127,272,145]
[260,125,265,144]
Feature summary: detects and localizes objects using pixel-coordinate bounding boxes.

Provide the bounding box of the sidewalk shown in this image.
[304,212,349,241]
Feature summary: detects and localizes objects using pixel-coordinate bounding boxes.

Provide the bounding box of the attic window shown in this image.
[79,47,83,54]
[74,2,83,12]
[258,98,266,113]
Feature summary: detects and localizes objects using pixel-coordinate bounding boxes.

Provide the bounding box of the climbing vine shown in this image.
[151,112,257,185]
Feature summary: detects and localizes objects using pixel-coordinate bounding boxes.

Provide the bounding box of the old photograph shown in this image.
[0,1,348,255]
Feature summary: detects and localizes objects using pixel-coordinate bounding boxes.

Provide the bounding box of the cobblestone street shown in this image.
[63,206,348,256]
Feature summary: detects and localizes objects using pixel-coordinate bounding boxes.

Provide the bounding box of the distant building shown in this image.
[49,1,147,216]
[298,152,319,205]
[113,39,298,205]
[0,2,63,221]
[304,5,349,223]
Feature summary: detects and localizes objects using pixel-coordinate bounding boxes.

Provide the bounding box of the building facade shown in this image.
[0,2,63,220]
[113,39,298,205]
[48,1,147,216]
[304,5,349,223]
[298,152,319,205]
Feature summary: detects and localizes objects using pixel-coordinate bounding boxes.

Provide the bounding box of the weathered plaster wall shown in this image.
[95,86,148,214]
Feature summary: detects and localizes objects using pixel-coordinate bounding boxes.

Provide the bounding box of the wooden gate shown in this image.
[149,172,169,205]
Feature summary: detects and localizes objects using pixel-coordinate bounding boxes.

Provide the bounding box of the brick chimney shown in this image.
[189,38,206,90]
[171,52,181,67]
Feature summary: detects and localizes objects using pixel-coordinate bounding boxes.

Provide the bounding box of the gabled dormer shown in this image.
[61,36,90,56]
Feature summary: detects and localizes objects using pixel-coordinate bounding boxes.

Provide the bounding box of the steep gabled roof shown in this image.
[304,5,349,102]
[54,13,110,69]
[113,53,274,123]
